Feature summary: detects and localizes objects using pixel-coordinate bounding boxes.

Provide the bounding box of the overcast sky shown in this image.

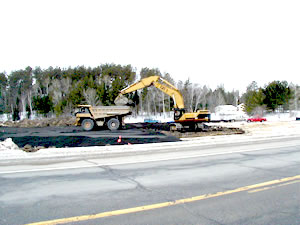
[1,0,300,93]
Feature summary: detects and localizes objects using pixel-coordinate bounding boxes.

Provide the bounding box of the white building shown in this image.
[212,104,247,121]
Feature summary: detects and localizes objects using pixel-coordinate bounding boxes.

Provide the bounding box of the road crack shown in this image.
[179,203,226,225]
[84,160,183,201]
[85,160,152,192]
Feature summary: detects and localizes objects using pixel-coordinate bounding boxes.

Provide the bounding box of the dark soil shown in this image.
[0,125,179,149]
[166,127,245,138]
[0,122,244,150]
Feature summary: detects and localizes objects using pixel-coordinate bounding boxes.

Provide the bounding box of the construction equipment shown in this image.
[114,76,210,131]
[75,105,131,131]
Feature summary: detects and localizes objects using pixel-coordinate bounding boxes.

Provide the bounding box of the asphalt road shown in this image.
[0,136,300,225]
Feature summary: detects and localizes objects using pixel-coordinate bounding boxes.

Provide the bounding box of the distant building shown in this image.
[212,104,247,121]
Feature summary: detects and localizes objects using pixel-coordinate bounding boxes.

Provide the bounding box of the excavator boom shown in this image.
[115,76,185,109]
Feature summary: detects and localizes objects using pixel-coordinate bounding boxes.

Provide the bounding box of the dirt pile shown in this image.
[162,127,245,138]
[0,117,76,128]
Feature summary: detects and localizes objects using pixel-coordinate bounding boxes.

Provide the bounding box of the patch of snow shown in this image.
[124,113,173,123]
[0,138,28,159]
[0,138,20,151]
[265,112,299,122]
[0,114,10,121]
[0,111,51,122]
[124,116,145,123]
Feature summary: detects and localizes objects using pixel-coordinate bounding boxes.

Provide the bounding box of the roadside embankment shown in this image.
[0,121,299,162]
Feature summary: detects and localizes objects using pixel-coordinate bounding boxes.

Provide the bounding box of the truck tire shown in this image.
[107,118,120,131]
[82,119,95,131]
[169,124,177,132]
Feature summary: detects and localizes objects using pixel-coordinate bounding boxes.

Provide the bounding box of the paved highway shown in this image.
[0,136,299,225]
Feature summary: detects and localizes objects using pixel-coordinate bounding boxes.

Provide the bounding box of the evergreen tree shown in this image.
[241,81,264,114]
[33,95,53,116]
[0,72,7,113]
[263,81,292,111]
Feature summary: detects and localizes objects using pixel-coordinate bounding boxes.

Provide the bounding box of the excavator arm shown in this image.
[114,76,185,109]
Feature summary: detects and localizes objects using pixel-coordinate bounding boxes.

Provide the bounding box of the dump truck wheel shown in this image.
[82,119,94,131]
[169,124,177,132]
[107,118,120,131]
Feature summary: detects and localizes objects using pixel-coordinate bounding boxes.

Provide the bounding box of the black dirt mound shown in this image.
[8,136,179,148]
[0,126,179,149]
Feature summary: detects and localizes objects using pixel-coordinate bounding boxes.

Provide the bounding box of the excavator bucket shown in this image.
[114,94,129,105]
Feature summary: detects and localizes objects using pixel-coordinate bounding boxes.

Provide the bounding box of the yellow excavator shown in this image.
[114,75,210,131]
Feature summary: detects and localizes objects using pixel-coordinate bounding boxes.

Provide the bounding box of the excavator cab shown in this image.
[174,108,185,120]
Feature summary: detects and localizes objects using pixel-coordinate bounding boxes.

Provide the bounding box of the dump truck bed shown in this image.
[88,106,131,119]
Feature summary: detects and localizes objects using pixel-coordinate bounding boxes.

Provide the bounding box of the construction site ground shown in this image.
[1,117,299,152]
[0,123,241,150]
[0,124,176,150]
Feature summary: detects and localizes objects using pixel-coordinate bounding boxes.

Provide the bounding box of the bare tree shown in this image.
[83,88,101,105]
[49,79,62,105]
[61,77,72,98]
[216,91,226,106]
[289,83,300,115]
[20,93,27,115]
[162,91,165,114]
[27,90,33,116]
[194,85,210,111]
[43,76,50,95]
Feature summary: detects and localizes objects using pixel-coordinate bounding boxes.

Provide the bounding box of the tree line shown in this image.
[241,81,299,115]
[0,64,299,120]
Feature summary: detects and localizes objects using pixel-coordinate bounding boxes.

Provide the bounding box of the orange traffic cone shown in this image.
[117,135,122,143]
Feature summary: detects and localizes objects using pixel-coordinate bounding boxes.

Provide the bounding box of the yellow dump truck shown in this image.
[75,105,131,131]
